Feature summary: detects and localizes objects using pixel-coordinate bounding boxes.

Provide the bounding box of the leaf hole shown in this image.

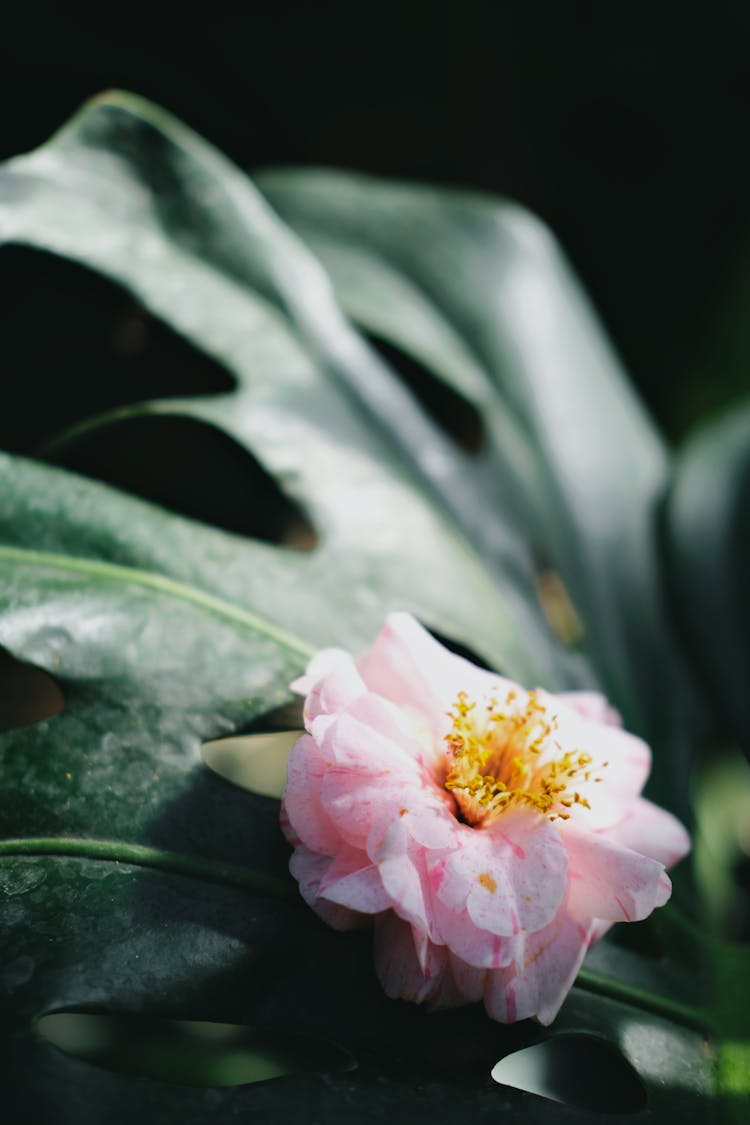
[491,1033,647,1114]
[0,247,235,455]
[35,1012,355,1088]
[0,647,64,732]
[425,627,496,672]
[202,730,300,799]
[47,414,318,550]
[365,333,485,455]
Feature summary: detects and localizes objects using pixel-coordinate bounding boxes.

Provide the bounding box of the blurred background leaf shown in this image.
[666,403,750,751]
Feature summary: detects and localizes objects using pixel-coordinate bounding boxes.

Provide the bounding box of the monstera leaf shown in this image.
[667,401,750,752]
[0,91,573,691]
[0,93,747,1121]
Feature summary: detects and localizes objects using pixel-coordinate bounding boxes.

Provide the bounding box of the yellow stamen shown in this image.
[443,688,600,827]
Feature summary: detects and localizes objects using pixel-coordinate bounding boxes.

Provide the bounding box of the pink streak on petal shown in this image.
[432,898,518,969]
[497,831,525,860]
[429,858,446,893]
[483,907,592,1025]
[318,845,391,914]
[563,827,672,922]
[614,895,632,922]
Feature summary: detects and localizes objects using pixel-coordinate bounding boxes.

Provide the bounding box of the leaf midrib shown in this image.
[0,836,298,901]
[0,546,315,661]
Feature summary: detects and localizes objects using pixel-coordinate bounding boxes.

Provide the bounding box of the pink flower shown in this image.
[280,613,690,1024]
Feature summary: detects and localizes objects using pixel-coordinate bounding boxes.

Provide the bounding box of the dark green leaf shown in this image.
[0,92,573,691]
[667,402,750,749]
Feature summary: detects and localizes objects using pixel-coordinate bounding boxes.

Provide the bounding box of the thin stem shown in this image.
[0,546,315,662]
[575,966,708,1031]
[0,836,299,903]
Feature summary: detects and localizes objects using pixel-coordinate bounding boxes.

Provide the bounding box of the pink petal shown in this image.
[373,912,449,1004]
[425,951,488,1011]
[282,615,689,1029]
[321,710,420,776]
[292,648,366,726]
[400,801,456,849]
[435,810,568,936]
[559,690,622,727]
[370,823,438,939]
[281,734,340,854]
[431,898,518,969]
[484,907,593,1025]
[317,703,453,850]
[323,694,456,847]
[345,690,425,759]
[543,699,653,829]
[589,918,613,944]
[563,827,672,922]
[446,953,487,1004]
[357,612,513,739]
[288,846,363,931]
[604,797,691,868]
[318,844,391,914]
[320,766,404,850]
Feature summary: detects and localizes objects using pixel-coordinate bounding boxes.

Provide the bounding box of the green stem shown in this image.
[0,836,299,903]
[0,546,315,662]
[575,965,708,1031]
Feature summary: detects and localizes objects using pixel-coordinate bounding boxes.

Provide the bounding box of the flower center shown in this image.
[443,689,595,827]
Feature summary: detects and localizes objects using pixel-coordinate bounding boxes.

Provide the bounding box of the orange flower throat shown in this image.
[444,689,599,827]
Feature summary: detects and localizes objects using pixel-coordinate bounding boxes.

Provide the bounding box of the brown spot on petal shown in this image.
[399,808,409,817]
[478,872,497,893]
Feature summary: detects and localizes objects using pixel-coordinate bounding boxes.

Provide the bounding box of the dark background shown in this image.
[2,1,750,450]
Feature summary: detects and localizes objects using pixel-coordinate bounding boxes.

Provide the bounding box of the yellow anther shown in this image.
[443,688,596,827]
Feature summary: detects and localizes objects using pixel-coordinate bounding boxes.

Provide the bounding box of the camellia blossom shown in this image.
[280,613,690,1025]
